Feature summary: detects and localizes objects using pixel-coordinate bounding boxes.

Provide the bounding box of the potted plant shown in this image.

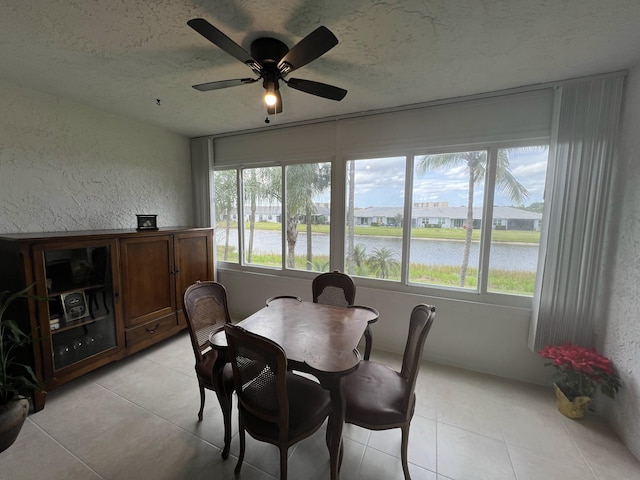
[539,343,621,419]
[0,284,42,453]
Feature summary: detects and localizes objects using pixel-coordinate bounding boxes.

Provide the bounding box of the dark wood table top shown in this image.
[209,297,379,374]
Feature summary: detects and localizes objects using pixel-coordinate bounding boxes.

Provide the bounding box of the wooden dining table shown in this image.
[209,296,379,480]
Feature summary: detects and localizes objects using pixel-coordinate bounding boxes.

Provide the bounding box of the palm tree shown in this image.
[416,150,529,287]
[353,243,368,269]
[284,163,330,269]
[367,246,399,279]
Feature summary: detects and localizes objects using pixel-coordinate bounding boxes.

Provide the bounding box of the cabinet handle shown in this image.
[146,323,160,334]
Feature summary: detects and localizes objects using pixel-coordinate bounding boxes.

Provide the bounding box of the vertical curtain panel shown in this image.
[529,74,625,351]
[190,137,214,227]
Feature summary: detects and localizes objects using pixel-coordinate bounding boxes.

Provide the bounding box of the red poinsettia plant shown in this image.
[539,344,621,400]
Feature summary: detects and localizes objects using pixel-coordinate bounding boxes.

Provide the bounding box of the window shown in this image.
[216,162,331,272]
[487,147,548,295]
[339,146,548,295]
[213,169,239,263]
[410,150,486,290]
[344,157,406,280]
[242,167,281,268]
[285,162,331,272]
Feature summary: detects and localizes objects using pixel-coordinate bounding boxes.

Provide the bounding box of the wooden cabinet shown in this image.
[119,230,214,353]
[0,227,214,411]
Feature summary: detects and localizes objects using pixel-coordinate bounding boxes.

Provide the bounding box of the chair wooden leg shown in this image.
[214,387,233,459]
[279,447,288,480]
[364,325,373,360]
[197,382,205,422]
[400,424,411,480]
[235,423,246,474]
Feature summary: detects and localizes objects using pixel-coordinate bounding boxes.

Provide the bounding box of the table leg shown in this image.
[323,374,345,480]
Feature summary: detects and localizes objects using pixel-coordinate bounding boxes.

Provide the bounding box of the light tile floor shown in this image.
[2,331,640,480]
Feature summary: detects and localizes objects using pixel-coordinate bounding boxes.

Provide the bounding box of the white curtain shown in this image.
[529,74,625,351]
[190,137,214,227]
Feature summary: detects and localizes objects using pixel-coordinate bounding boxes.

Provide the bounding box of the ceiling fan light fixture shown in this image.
[263,78,279,107]
[265,89,277,107]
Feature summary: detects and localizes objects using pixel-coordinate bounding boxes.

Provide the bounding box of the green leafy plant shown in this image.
[0,285,42,404]
[539,344,621,399]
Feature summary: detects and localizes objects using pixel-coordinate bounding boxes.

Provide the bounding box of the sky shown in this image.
[343,147,549,208]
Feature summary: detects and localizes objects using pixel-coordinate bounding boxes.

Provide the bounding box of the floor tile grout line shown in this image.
[74,374,283,472]
[65,376,228,452]
[25,418,108,479]
[493,392,518,480]
[434,416,439,477]
[557,416,601,480]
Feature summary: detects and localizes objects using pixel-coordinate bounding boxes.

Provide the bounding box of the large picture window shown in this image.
[215,145,547,297]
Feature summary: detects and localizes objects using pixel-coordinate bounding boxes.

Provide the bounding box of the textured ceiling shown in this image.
[1,0,640,138]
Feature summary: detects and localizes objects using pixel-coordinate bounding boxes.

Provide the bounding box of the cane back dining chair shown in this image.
[343,304,436,480]
[224,323,333,480]
[312,270,376,360]
[182,281,235,459]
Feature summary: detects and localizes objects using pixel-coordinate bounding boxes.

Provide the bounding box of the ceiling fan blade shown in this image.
[267,90,283,115]
[277,26,338,74]
[286,78,347,101]
[193,78,258,92]
[187,18,261,73]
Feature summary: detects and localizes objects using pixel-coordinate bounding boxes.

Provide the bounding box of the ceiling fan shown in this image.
[187,18,347,116]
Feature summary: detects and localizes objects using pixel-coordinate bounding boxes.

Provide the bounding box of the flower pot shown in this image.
[553,383,591,419]
[0,398,29,453]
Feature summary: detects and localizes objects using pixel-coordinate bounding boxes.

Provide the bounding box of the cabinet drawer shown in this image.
[125,315,177,349]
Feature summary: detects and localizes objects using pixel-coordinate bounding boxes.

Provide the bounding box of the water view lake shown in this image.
[217,229,539,271]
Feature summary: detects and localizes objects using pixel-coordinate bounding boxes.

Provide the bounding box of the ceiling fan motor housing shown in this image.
[250,38,289,68]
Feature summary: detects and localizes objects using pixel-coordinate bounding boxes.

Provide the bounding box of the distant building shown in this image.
[223,205,542,231]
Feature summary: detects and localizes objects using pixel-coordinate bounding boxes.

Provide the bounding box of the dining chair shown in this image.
[265,295,302,306]
[343,304,436,480]
[182,281,235,459]
[224,323,333,480]
[312,270,375,360]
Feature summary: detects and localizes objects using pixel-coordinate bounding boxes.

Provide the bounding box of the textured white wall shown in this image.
[0,79,192,233]
[599,65,640,459]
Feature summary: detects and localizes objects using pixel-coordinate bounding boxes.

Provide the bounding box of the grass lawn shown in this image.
[239,222,540,244]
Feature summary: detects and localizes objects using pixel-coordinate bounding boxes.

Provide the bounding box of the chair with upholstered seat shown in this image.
[312,270,375,360]
[182,281,235,459]
[224,323,332,480]
[343,304,436,480]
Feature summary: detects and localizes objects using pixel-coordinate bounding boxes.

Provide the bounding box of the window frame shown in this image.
[215,140,548,310]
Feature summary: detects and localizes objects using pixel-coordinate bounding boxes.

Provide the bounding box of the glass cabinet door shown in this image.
[37,242,118,371]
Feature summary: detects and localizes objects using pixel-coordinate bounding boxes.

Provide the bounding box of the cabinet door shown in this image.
[174,230,214,298]
[120,235,176,328]
[31,238,122,381]
[174,230,214,324]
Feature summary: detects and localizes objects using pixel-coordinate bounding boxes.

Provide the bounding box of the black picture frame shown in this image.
[136,214,158,231]
[60,290,89,322]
